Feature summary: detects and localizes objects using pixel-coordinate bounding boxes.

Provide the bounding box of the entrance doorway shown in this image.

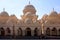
[25,28,31,36]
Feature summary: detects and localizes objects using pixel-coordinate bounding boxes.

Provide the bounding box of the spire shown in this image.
[3,8,5,11]
[29,1,30,4]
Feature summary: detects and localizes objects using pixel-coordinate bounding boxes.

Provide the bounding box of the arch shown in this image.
[46,28,50,36]
[0,28,5,36]
[18,28,22,36]
[58,29,60,36]
[51,27,57,36]
[34,28,38,36]
[6,28,11,36]
[25,28,31,36]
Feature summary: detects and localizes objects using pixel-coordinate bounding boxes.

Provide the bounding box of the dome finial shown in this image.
[29,1,30,4]
[53,8,54,11]
[3,8,5,11]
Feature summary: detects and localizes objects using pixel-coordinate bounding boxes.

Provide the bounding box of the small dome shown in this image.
[10,14,16,17]
[43,14,48,18]
[42,14,48,20]
[0,11,9,16]
[49,8,57,16]
[23,4,36,14]
[51,11,57,14]
[49,11,57,16]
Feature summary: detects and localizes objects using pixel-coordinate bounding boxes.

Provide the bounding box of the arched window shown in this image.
[6,28,11,36]
[18,28,22,36]
[0,28,5,36]
[34,28,38,36]
[46,28,50,36]
[25,28,31,36]
[51,27,57,36]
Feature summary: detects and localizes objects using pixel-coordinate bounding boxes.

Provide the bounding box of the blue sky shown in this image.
[0,0,60,19]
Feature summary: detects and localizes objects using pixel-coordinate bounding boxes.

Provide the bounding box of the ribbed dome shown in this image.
[0,11,9,16]
[23,4,36,14]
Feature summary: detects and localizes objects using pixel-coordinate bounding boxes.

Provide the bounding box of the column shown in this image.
[22,30,25,36]
[31,30,34,36]
[42,24,44,35]
[57,30,59,36]
[5,29,7,36]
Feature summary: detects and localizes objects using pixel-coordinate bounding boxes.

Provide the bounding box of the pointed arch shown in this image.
[46,28,50,36]
[18,28,22,36]
[25,28,31,36]
[51,27,57,36]
[6,28,11,36]
[0,27,5,36]
[34,28,38,36]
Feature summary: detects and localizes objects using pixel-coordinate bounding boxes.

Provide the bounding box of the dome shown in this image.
[49,8,57,16]
[23,4,36,14]
[0,11,9,16]
[51,11,57,14]
[25,5,35,9]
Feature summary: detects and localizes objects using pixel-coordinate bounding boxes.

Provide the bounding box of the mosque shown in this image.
[0,2,60,37]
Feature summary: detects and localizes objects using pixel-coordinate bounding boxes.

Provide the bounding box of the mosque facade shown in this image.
[0,3,60,36]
